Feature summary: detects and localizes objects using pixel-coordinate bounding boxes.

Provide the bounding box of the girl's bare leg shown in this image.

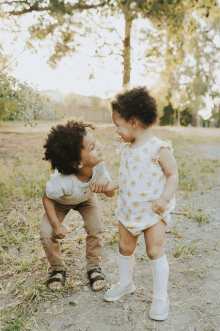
[119,221,139,256]
[144,220,166,260]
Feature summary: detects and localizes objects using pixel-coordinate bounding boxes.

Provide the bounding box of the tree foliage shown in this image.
[0,73,44,124]
[2,0,219,83]
[1,0,220,110]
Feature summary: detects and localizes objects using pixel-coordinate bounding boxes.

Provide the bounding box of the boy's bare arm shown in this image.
[42,191,67,239]
[42,191,60,228]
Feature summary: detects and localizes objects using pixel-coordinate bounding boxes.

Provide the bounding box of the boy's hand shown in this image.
[90,177,110,193]
[52,224,67,239]
[151,197,168,216]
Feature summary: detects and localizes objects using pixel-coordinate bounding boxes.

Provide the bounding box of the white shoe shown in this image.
[104,282,136,302]
[149,296,169,320]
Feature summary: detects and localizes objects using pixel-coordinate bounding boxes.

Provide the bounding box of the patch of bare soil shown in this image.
[35,143,220,331]
[0,126,220,331]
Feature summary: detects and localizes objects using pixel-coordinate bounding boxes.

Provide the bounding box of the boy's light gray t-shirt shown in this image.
[46,161,111,205]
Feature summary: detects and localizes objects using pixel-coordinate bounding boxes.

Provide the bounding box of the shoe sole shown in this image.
[104,284,136,302]
[149,312,168,321]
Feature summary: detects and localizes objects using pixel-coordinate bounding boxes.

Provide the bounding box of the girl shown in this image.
[96,87,178,320]
[40,120,115,291]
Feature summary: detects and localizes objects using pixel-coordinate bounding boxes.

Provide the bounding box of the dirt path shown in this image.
[0,125,220,331]
[34,149,220,331]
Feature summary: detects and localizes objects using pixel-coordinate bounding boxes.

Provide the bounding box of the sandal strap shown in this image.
[50,269,66,277]
[89,275,105,287]
[46,270,66,287]
[87,267,105,279]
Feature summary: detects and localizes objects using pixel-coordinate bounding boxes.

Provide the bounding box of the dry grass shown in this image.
[0,121,219,330]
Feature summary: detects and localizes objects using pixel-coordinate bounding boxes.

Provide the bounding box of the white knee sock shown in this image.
[151,255,169,301]
[119,252,135,287]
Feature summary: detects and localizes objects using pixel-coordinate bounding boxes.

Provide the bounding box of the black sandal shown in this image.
[46,270,66,289]
[87,267,105,292]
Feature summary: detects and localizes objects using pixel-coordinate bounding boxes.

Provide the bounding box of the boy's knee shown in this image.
[85,226,103,238]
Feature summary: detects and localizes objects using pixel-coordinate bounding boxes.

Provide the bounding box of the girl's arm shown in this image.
[151,148,178,215]
[159,148,179,202]
[104,178,119,197]
[42,191,67,238]
[90,177,119,197]
[105,177,119,192]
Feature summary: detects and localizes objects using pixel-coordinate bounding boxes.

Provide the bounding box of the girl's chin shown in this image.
[99,154,105,161]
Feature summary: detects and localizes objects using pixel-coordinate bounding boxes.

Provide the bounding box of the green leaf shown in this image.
[69,301,77,306]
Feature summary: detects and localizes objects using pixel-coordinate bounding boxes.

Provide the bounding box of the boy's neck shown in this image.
[76,167,94,182]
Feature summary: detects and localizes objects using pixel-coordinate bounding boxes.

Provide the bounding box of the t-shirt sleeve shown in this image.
[98,161,111,181]
[46,174,65,200]
[155,140,174,161]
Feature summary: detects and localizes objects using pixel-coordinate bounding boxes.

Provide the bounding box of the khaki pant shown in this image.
[40,194,102,272]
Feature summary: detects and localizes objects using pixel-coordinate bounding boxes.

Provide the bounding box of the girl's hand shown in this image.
[53,224,67,239]
[151,197,168,216]
[90,177,110,193]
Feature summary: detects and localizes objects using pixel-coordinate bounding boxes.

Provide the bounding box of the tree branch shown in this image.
[4,1,108,16]
[2,43,28,71]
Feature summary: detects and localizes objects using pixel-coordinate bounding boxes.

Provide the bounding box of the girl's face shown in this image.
[79,131,104,168]
[112,112,135,143]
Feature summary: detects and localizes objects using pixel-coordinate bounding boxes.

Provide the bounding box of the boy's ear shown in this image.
[130,117,137,126]
[72,162,83,169]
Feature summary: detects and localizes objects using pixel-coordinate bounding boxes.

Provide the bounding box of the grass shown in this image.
[0,122,220,329]
[108,232,119,245]
[178,157,219,192]
[189,210,209,225]
[173,239,202,258]
[181,204,210,225]
[213,240,219,251]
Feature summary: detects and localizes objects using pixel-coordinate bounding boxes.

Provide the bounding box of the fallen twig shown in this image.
[171,211,189,216]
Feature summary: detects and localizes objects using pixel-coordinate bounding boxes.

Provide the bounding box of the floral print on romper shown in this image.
[115,137,176,236]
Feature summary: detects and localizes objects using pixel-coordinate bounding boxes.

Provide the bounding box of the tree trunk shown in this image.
[123,4,132,88]
[218,104,220,128]
[176,109,180,126]
[191,113,198,127]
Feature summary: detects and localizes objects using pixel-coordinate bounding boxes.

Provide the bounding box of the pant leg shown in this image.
[75,194,102,271]
[40,201,70,272]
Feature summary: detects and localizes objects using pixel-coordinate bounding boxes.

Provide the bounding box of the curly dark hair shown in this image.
[111,86,158,127]
[43,120,95,175]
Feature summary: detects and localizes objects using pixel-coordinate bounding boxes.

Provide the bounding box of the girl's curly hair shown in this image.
[111,86,158,127]
[43,120,95,175]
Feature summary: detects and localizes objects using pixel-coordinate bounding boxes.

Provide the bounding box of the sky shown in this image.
[2,3,220,112]
[1,10,156,99]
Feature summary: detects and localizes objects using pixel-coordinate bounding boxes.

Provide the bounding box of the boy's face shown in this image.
[79,131,105,168]
[112,112,134,143]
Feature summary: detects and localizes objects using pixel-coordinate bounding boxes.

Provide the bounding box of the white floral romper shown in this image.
[115,136,176,236]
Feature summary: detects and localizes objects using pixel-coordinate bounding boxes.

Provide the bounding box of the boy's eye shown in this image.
[91,140,96,150]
